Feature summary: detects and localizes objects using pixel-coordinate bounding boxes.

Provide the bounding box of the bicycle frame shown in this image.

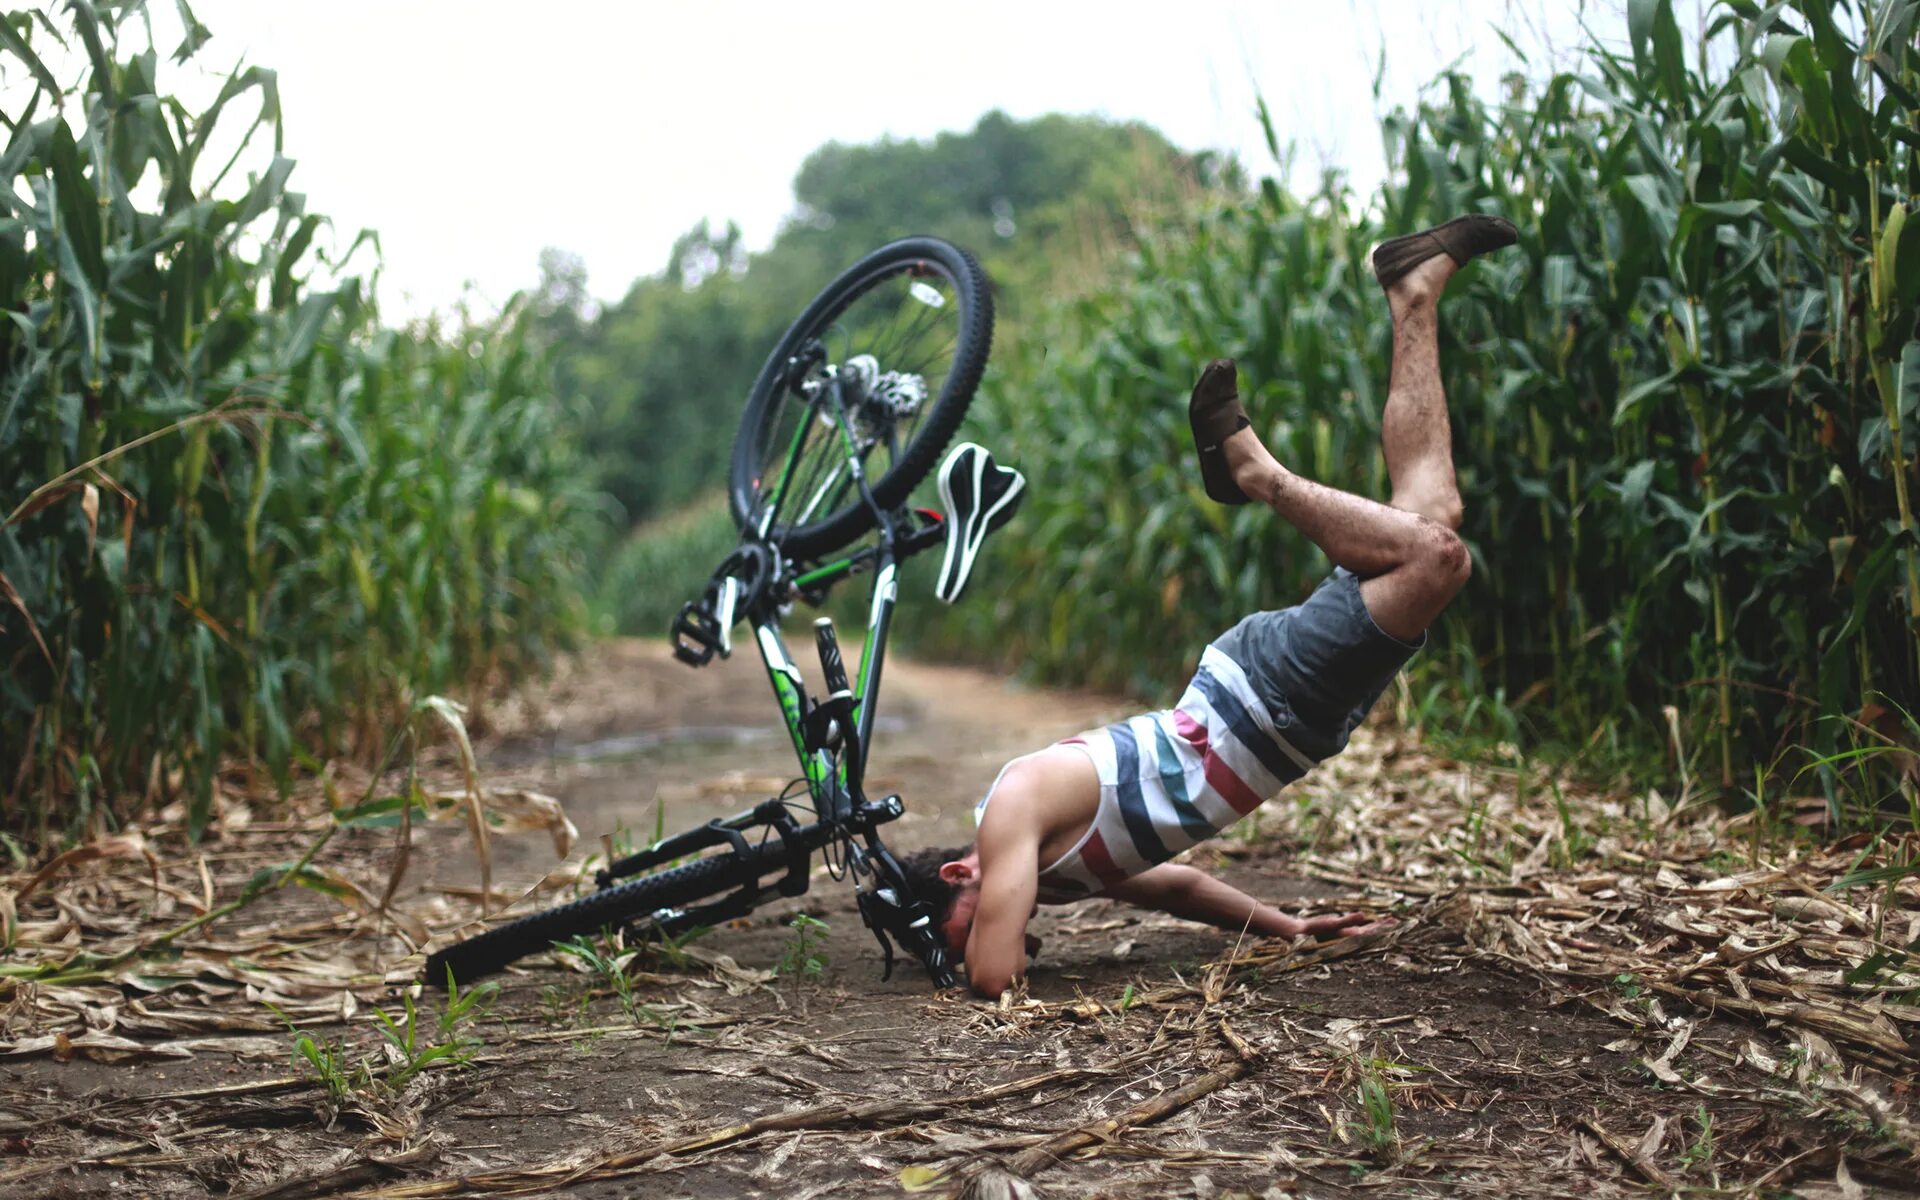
[740,369,933,816]
[632,357,973,987]
[433,247,985,991]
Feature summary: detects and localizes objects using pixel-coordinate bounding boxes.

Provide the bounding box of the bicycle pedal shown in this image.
[670,600,722,666]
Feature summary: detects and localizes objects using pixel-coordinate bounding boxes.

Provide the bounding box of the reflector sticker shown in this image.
[909,281,945,308]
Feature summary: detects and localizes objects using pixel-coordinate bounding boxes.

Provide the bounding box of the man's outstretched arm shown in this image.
[1102,863,1378,939]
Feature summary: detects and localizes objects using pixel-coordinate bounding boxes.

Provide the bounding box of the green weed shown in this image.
[553,932,675,1034]
[288,1028,357,1108]
[368,971,499,1090]
[1348,1062,1400,1163]
[277,969,497,1112]
[776,913,832,985]
[1680,1103,1716,1174]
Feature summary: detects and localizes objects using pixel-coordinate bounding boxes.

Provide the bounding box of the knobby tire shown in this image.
[425,842,784,986]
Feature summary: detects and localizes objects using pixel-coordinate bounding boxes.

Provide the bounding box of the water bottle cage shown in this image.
[801,690,855,754]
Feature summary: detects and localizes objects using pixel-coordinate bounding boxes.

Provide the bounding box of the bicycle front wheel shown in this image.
[424,842,784,986]
[729,236,993,560]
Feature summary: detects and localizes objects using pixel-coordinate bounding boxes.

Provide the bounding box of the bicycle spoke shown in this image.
[781,430,843,528]
[793,459,846,526]
[866,289,945,375]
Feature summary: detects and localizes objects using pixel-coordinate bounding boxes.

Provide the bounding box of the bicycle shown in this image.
[426,236,1022,992]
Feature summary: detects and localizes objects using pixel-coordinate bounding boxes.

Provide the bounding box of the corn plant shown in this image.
[592,495,736,637]
[0,3,597,843]
[1348,1061,1401,1163]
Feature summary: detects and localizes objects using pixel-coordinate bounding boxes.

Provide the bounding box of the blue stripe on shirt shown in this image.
[1108,720,1172,865]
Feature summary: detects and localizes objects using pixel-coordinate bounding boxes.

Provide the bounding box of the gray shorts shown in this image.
[1210,567,1424,762]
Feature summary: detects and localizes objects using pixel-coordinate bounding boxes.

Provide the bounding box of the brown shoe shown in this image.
[1188,358,1251,506]
[1366,214,1517,289]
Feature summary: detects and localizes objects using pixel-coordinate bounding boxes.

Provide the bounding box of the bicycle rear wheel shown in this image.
[729,236,993,560]
[424,842,785,986]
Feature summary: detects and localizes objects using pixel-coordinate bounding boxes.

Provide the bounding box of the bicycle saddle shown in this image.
[934,442,1025,604]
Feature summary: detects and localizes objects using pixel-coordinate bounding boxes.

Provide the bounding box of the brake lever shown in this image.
[856,891,899,980]
[903,921,956,990]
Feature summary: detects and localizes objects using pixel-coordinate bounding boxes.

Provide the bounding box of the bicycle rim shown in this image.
[733,238,990,557]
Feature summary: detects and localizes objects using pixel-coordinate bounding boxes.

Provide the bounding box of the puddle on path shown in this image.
[493,715,911,767]
[494,713,922,853]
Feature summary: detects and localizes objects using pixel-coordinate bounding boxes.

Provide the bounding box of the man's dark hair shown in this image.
[894,844,971,923]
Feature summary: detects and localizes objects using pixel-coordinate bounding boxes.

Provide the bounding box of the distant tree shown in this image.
[530,247,592,348]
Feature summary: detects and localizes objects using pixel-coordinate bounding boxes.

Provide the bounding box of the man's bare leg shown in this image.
[1217,254,1468,641]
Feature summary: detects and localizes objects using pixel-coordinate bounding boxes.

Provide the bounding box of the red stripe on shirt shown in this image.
[1173,707,1263,815]
[1075,829,1131,891]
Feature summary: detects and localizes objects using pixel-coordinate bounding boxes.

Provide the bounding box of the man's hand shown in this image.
[1271,911,1393,940]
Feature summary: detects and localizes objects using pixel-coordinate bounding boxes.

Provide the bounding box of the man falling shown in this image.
[902,214,1517,996]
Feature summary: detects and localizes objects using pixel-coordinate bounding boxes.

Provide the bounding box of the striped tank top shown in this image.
[975,644,1317,903]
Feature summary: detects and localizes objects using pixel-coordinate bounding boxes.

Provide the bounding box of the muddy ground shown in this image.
[3,641,1916,1198]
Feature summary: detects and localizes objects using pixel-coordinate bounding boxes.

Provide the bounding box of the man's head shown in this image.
[896,844,980,959]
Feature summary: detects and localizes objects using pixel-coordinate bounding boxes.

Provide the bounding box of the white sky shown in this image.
[16,1,1633,319]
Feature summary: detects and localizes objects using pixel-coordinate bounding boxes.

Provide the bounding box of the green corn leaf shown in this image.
[45,121,103,290]
[1619,460,1658,509]
[1628,0,1688,109]
[0,14,62,97]
[271,214,321,308]
[233,153,295,229]
[1614,370,1680,427]
[277,290,336,369]
[65,0,112,104]
[171,0,212,63]
[1797,0,1851,72]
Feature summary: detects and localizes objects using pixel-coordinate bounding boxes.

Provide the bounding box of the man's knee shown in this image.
[1414,519,1471,599]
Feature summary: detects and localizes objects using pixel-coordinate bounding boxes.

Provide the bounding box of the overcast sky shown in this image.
[55,1,1632,318]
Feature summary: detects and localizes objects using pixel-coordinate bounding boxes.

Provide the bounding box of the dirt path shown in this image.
[3,641,1916,1198]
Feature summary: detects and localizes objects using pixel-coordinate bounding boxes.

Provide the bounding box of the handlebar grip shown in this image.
[814,617,850,696]
[904,921,956,989]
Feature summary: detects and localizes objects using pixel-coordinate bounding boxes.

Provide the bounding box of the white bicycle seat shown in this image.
[934,442,1025,604]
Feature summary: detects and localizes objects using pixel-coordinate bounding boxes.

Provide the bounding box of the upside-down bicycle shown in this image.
[427,236,1024,991]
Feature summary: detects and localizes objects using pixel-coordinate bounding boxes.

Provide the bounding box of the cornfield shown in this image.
[591,496,737,638]
[928,0,1920,817]
[0,4,597,840]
